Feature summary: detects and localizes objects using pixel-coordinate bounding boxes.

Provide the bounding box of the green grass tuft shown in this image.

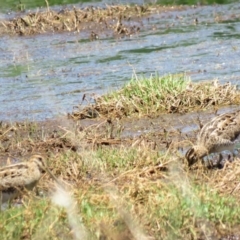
[71,73,240,119]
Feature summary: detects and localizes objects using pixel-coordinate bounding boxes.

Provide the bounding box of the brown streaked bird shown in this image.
[0,155,57,204]
[185,111,240,167]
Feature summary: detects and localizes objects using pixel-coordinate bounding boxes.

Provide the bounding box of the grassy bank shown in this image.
[0,4,185,36]
[71,73,240,120]
[1,74,240,239]
[1,147,240,239]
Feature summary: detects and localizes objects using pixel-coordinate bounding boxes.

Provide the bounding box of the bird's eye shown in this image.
[34,156,45,166]
[37,157,43,163]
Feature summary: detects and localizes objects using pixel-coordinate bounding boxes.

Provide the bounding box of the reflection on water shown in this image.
[0,0,92,12]
[0,2,240,121]
[0,0,234,12]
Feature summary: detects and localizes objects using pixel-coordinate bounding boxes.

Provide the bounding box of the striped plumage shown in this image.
[185,111,240,166]
[0,155,48,203]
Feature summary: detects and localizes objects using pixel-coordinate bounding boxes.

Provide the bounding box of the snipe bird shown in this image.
[0,155,57,204]
[185,111,240,166]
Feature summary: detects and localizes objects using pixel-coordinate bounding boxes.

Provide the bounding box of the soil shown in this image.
[2,104,240,164]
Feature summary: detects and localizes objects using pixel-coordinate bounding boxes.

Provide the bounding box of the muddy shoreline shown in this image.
[1,105,240,239]
[0,4,187,37]
[1,3,240,238]
[1,3,240,121]
[2,104,240,163]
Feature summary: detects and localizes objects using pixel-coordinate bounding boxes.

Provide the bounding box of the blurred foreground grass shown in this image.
[1,73,240,239]
[1,147,240,239]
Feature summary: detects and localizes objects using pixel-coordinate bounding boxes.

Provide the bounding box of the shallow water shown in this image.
[0,2,240,121]
[0,0,233,13]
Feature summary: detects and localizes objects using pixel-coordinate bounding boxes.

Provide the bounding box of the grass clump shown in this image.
[2,146,240,239]
[71,73,240,119]
[0,199,69,240]
[137,182,240,239]
[0,4,184,36]
[3,117,240,239]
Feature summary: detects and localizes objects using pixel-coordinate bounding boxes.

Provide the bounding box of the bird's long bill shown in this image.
[44,167,62,187]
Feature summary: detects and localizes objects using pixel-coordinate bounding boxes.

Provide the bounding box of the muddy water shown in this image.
[0,2,240,121]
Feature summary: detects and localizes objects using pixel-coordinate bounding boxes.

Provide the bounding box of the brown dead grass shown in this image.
[43,148,240,239]
[2,104,240,239]
[0,4,186,36]
[0,121,77,162]
[207,160,240,196]
[70,77,240,120]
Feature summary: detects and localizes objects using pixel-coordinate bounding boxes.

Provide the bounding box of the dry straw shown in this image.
[71,74,240,120]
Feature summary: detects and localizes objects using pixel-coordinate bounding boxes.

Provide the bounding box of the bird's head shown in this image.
[185,145,208,167]
[30,155,47,173]
[30,155,61,185]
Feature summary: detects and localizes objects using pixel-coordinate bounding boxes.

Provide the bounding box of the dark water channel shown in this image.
[0,2,240,121]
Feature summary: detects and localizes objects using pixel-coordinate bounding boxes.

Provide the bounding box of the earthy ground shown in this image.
[1,4,240,239]
[1,104,240,167]
[2,105,240,239]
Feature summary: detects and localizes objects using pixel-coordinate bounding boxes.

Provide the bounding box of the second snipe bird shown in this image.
[0,155,57,204]
[186,110,240,166]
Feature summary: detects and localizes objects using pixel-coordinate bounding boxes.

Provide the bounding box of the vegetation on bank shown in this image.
[0,1,236,37]
[71,73,240,120]
[0,0,239,238]
[1,106,240,239]
[1,146,240,239]
[0,4,185,36]
[1,73,240,239]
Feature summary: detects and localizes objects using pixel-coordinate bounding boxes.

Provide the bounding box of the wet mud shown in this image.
[1,103,240,239]
[2,104,240,163]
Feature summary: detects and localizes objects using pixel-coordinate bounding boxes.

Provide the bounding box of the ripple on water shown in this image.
[0,3,240,121]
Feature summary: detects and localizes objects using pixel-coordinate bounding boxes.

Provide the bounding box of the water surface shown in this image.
[0,2,240,121]
[0,0,234,12]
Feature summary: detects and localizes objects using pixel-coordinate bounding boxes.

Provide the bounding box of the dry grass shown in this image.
[1,81,240,239]
[0,4,185,36]
[0,115,240,239]
[0,121,77,158]
[70,74,240,120]
[1,144,240,239]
